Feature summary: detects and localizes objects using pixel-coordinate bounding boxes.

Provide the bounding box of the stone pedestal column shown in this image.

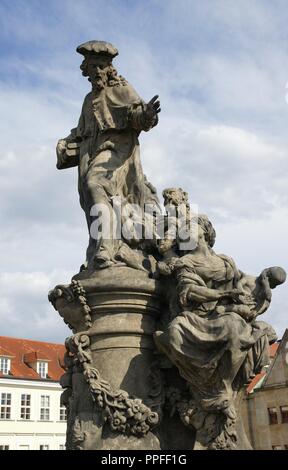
[49,267,164,450]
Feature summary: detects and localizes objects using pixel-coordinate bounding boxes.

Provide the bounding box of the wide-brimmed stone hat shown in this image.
[76,40,118,59]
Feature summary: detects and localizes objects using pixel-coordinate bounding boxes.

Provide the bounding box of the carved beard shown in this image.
[89,69,109,91]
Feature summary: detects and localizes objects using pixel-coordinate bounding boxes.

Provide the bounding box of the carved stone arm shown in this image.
[184,284,241,306]
[128,95,160,132]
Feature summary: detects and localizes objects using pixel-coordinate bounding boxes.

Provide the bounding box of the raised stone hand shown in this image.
[143,95,161,128]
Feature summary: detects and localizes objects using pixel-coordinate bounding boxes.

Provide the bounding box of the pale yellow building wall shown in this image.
[243,387,288,450]
[242,332,288,451]
[0,378,66,450]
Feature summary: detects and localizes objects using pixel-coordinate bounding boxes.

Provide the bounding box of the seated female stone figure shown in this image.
[157,214,242,316]
[154,206,286,449]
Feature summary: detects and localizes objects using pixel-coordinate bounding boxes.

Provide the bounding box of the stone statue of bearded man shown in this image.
[56,40,161,269]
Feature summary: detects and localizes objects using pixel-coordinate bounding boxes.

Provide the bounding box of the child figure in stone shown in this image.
[216,267,286,322]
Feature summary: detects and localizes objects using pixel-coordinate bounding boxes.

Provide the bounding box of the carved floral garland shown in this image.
[48,280,92,331]
[70,280,92,328]
[51,279,160,437]
[67,332,159,437]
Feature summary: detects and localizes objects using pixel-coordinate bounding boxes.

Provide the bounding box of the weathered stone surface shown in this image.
[153,189,286,450]
[49,41,286,450]
[56,40,161,271]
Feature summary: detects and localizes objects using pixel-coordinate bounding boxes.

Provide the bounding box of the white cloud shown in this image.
[0,271,72,342]
[215,208,288,336]
[143,119,288,220]
[197,125,283,162]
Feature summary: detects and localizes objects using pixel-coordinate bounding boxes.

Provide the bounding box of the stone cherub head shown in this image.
[255,266,286,317]
[260,266,286,291]
[162,188,189,210]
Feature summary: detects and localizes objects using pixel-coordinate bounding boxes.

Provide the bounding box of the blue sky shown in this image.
[0,0,287,342]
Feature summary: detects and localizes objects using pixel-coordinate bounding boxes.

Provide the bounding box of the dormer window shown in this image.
[23,352,50,378]
[0,357,10,375]
[37,361,48,379]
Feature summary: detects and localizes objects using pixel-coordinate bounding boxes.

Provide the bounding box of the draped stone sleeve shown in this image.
[102,83,158,133]
[174,257,227,305]
[56,128,79,170]
[128,101,158,132]
[56,96,88,170]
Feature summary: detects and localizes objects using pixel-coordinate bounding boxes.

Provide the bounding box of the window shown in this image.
[268,407,278,425]
[37,361,48,379]
[285,445,288,450]
[40,395,50,421]
[39,445,49,450]
[272,445,282,450]
[59,402,67,421]
[0,393,11,419]
[0,445,9,450]
[0,358,10,375]
[20,394,31,420]
[280,406,288,424]
[59,445,65,450]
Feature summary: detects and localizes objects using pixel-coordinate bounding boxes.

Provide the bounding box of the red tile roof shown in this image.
[0,345,14,357]
[24,351,50,363]
[269,342,279,357]
[246,371,266,394]
[0,336,66,381]
[246,342,279,394]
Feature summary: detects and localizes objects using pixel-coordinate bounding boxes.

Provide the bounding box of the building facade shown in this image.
[242,329,288,450]
[2,331,287,451]
[0,336,66,450]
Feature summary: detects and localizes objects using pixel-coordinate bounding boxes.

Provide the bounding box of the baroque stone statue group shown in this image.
[48,41,286,450]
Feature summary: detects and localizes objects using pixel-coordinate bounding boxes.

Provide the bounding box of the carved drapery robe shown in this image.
[57,81,158,264]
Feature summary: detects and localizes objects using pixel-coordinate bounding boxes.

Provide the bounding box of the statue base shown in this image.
[50,266,256,450]
[49,267,195,450]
